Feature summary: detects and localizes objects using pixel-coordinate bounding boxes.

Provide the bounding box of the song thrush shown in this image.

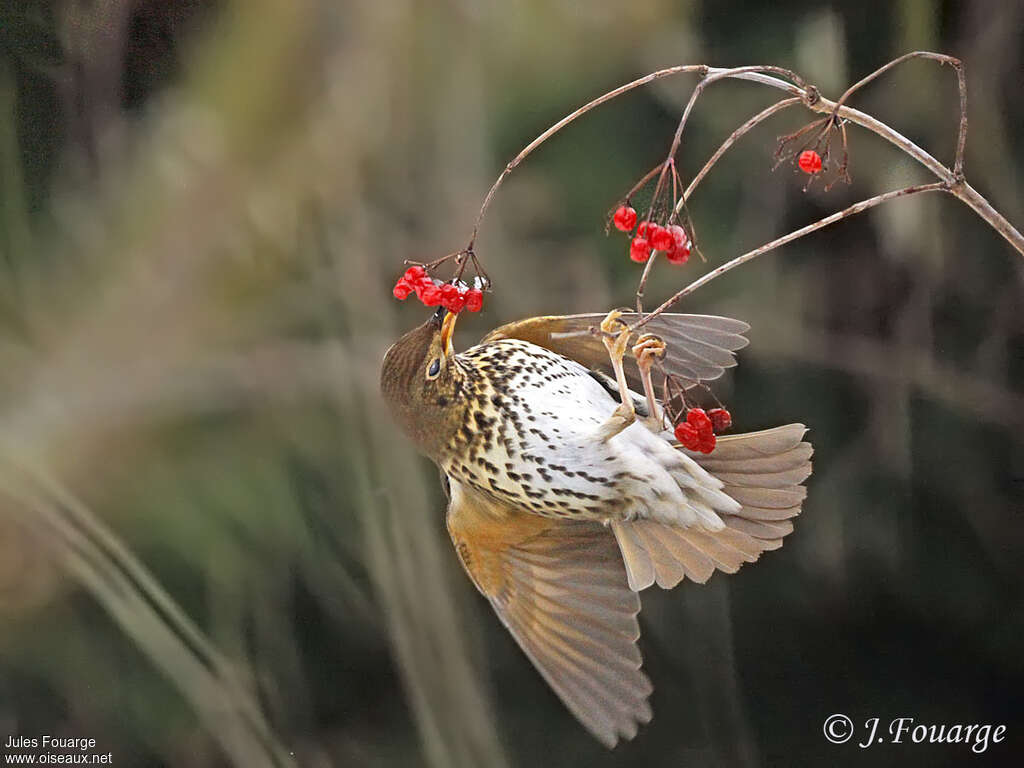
[380,307,812,747]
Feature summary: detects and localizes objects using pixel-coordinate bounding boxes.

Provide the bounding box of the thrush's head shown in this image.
[380,308,468,458]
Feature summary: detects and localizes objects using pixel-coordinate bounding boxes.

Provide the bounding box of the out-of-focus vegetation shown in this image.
[0,1,1020,766]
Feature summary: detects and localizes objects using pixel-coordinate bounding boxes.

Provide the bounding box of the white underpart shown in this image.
[453,339,740,531]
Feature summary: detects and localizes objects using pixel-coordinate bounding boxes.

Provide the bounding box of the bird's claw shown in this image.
[631,333,666,363]
[599,309,632,361]
[597,309,638,440]
[598,309,628,336]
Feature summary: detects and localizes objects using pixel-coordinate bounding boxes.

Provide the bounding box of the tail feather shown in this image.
[724,517,793,546]
[713,463,810,489]
[613,424,812,591]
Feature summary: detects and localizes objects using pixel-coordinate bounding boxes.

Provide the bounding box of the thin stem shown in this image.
[836,51,946,108]
[626,98,802,315]
[640,158,676,237]
[467,64,706,249]
[666,67,806,166]
[622,164,663,204]
[468,55,1020,258]
[830,51,967,179]
[635,252,658,315]
[704,68,1022,255]
[671,162,679,210]
[632,183,949,331]
[676,97,801,216]
[952,60,968,179]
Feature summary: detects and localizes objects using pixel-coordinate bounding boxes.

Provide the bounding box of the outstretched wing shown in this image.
[481,312,749,389]
[446,478,652,748]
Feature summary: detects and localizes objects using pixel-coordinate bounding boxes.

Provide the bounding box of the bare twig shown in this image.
[637,99,801,315]
[635,252,658,314]
[829,51,968,178]
[952,61,968,179]
[608,163,663,238]
[665,67,806,167]
[467,64,706,250]
[467,51,1020,295]
[645,68,807,226]
[701,66,1021,254]
[621,164,664,205]
[676,97,802,216]
[633,183,949,330]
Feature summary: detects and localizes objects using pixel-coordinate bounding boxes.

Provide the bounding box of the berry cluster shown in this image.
[393,266,484,314]
[775,115,850,191]
[613,206,691,265]
[797,149,823,174]
[673,407,731,454]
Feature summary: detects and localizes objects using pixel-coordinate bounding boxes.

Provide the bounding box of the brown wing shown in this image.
[445,479,652,748]
[481,312,749,389]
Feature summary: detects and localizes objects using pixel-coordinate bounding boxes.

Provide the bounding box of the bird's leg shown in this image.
[595,310,636,441]
[631,333,666,432]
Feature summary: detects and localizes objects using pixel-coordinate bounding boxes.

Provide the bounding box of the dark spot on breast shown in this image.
[488,477,514,494]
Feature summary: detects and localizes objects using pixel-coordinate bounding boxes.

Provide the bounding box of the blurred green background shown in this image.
[0,1,1021,766]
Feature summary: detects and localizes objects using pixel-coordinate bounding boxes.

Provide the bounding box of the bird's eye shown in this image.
[426,358,441,379]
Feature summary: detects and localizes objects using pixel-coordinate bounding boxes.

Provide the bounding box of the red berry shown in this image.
[420,283,443,306]
[404,265,427,282]
[665,225,690,264]
[708,407,732,432]
[650,225,674,251]
[393,278,413,300]
[447,287,467,314]
[668,224,688,248]
[464,288,484,312]
[637,221,656,239]
[440,283,460,310]
[613,205,637,232]
[677,409,716,452]
[686,407,712,431]
[665,248,689,265]
[674,421,701,451]
[686,408,717,452]
[797,150,822,174]
[629,236,651,263]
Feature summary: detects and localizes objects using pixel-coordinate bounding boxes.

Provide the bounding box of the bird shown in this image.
[380,306,812,748]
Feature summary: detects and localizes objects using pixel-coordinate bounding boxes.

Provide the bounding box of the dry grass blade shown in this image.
[0,470,295,768]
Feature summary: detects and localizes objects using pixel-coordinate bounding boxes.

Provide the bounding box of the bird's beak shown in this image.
[440,309,458,357]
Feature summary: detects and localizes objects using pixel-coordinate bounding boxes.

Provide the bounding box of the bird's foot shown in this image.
[632,333,666,432]
[599,310,631,356]
[595,402,636,442]
[597,310,637,441]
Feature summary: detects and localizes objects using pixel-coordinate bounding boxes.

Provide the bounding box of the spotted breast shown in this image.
[442,338,740,530]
